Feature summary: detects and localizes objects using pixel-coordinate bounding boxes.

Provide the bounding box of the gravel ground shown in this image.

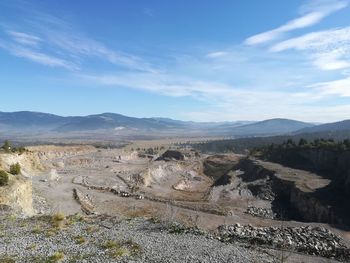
[0,214,275,263]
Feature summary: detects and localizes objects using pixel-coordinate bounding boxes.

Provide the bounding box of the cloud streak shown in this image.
[309,76,350,97]
[12,47,78,70]
[245,0,348,45]
[7,31,41,46]
[0,40,77,70]
[271,27,350,70]
[0,5,155,72]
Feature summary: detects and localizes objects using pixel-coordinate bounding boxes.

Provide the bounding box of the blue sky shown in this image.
[0,0,350,122]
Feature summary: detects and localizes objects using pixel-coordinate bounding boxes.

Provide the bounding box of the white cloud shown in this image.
[79,71,324,119]
[309,76,350,97]
[43,31,155,72]
[0,8,155,72]
[271,27,350,52]
[12,46,78,70]
[271,27,350,70]
[206,51,228,58]
[245,0,348,45]
[7,31,41,46]
[245,12,324,45]
[0,39,77,70]
[299,0,348,14]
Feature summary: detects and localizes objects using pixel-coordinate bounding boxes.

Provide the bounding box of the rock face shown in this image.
[237,158,348,225]
[265,148,350,195]
[0,175,33,215]
[156,150,185,161]
[0,152,45,177]
[218,223,350,261]
[0,150,47,216]
[203,155,240,184]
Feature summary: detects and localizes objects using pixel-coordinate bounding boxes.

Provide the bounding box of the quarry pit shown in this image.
[1,143,350,262]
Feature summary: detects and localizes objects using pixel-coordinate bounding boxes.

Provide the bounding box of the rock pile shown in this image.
[218,224,350,261]
[73,188,95,215]
[156,150,185,161]
[245,206,276,219]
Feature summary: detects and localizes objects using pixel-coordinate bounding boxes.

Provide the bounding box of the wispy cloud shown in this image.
[7,31,41,46]
[1,0,349,122]
[0,40,77,70]
[43,31,155,72]
[79,70,325,119]
[0,4,155,72]
[271,27,350,70]
[12,47,78,70]
[206,51,228,59]
[309,76,350,97]
[245,0,348,45]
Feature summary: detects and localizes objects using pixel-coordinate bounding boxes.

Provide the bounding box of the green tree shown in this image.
[298,138,308,147]
[9,163,21,175]
[0,170,9,186]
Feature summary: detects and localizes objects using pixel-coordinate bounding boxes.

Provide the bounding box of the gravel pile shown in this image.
[218,223,350,261]
[0,215,274,263]
[245,206,276,219]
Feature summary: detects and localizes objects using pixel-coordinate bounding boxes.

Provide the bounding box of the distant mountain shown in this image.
[0,111,322,138]
[0,111,67,131]
[56,113,186,132]
[295,120,350,134]
[230,118,315,136]
[0,111,189,132]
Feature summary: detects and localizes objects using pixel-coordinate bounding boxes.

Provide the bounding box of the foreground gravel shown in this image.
[0,214,275,263]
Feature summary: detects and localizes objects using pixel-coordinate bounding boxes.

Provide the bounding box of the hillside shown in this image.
[0,111,67,131]
[0,111,316,136]
[296,120,350,134]
[230,118,314,136]
[3,111,350,140]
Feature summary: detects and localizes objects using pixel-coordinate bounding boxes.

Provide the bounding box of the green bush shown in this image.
[9,163,21,175]
[0,170,9,186]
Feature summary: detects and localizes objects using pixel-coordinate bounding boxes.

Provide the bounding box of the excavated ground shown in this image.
[6,144,349,262]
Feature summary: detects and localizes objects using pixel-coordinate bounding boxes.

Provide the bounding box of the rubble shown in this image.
[245,206,276,219]
[218,223,350,261]
[73,188,95,215]
[156,150,185,161]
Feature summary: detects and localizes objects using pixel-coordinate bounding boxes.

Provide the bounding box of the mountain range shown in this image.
[0,111,349,138]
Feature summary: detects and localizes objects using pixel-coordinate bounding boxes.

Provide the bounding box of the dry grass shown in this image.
[51,212,65,228]
[74,235,86,244]
[48,251,65,262]
[101,239,141,259]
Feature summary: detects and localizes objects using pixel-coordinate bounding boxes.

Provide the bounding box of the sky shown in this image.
[0,0,350,122]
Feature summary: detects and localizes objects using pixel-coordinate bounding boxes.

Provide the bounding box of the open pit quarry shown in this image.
[1,144,350,262]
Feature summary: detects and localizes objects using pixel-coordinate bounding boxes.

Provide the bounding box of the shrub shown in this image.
[1,140,11,153]
[74,235,86,244]
[9,163,21,175]
[51,212,65,228]
[0,171,9,186]
[48,251,64,262]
